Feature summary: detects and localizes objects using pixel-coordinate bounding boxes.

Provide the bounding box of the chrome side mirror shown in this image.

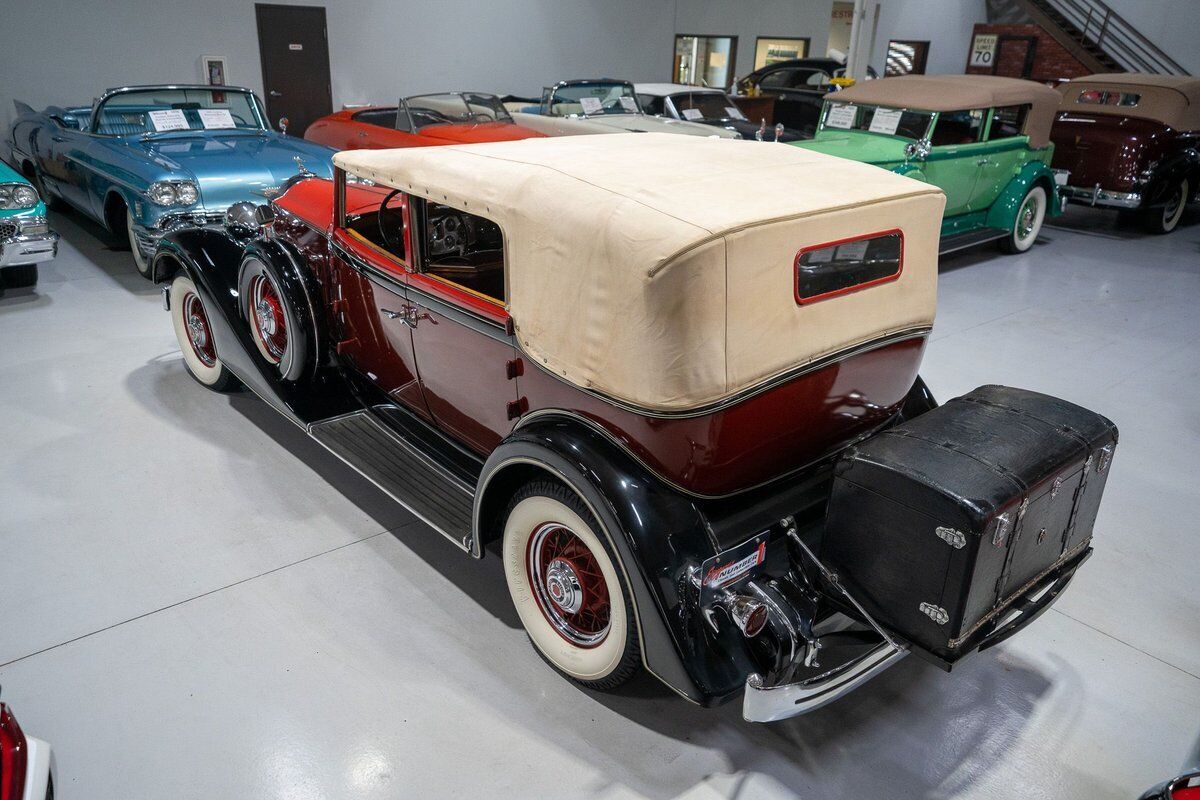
[904,138,932,161]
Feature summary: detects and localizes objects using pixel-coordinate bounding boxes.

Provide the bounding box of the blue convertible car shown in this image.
[5,84,335,277]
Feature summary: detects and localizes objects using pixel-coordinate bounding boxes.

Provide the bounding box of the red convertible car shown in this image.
[305,91,544,150]
[149,135,1116,722]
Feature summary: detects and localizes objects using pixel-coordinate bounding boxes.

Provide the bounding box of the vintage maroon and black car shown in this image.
[1052,73,1200,234]
[149,135,1117,721]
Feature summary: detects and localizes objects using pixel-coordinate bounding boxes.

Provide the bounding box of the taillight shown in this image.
[0,703,28,800]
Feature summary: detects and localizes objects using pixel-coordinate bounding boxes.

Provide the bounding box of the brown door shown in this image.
[255,3,333,136]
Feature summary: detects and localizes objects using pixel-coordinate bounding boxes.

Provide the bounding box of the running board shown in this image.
[309,410,476,553]
[939,227,1008,255]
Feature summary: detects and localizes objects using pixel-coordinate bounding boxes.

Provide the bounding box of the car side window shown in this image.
[638,95,663,115]
[344,188,410,269]
[930,109,985,147]
[987,105,1030,140]
[419,201,506,304]
[760,70,796,89]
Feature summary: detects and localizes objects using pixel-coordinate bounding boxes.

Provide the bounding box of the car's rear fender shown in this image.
[475,414,764,706]
[986,159,1062,230]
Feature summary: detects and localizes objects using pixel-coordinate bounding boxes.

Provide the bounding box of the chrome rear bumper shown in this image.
[1061,184,1142,209]
[743,640,908,722]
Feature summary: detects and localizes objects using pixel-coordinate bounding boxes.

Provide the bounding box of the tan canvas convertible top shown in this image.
[334,135,945,412]
[1057,73,1200,131]
[830,74,1061,147]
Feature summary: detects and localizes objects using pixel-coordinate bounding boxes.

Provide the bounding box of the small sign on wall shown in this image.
[969,34,998,68]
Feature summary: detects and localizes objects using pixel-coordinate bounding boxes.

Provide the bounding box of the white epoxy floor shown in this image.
[2,205,1198,799]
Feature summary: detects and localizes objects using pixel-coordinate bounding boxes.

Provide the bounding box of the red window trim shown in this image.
[793,227,904,306]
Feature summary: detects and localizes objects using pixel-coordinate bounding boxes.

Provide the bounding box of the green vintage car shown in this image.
[793,74,1065,254]
[0,159,57,295]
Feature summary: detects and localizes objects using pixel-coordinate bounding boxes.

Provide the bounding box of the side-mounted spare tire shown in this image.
[237,245,318,383]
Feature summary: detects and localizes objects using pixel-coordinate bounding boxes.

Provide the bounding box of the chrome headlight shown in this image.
[146,180,199,207]
[0,183,40,210]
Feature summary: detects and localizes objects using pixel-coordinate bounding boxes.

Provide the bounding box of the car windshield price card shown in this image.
[198,109,236,129]
[618,96,639,112]
[682,107,703,120]
[725,106,747,121]
[825,103,857,129]
[148,109,190,132]
[579,96,603,115]
[868,107,904,135]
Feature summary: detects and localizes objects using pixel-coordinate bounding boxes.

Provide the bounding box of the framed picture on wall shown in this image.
[754,37,811,69]
[200,55,229,86]
[200,55,229,103]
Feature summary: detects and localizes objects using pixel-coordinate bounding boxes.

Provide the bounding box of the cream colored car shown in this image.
[509,79,741,138]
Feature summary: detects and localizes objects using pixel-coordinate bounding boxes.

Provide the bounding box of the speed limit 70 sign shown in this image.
[970,34,998,67]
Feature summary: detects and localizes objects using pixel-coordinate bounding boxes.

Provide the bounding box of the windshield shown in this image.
[546,82,641,117]
[669,92,745,121]
[819,102,932,140]
[402,92,512,130]
[93,88,264,136]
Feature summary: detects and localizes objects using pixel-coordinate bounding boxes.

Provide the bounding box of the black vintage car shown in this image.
[737,57,879,136]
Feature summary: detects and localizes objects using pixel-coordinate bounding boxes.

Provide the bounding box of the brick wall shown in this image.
[965,23,1090,84]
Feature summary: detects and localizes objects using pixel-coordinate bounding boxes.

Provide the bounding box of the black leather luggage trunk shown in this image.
[821,385,1117,663]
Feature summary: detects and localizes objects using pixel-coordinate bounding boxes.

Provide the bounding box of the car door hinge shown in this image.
[505,358,524,380]
[506,397,529,420]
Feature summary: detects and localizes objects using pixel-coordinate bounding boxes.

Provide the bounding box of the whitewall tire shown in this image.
[1145,177,1188,235]
[127,210,152,279]
[170,275,239,392]
[502,481,640,688]
[1001,185,1047,254]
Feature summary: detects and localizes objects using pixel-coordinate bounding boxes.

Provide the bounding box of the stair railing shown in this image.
[1035,0,1189,74]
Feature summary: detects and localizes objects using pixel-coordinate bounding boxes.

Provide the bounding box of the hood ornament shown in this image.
[294,155,315,177]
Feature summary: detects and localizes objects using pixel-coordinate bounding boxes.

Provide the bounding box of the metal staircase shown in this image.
[997,0,1189,75]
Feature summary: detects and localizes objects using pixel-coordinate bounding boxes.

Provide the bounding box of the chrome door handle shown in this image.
[381,307,405,319]
[357,131,368,138]
[976,158,991,166]
[269,90,283,98]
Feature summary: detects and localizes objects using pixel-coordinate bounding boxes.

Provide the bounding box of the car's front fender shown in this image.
[986,159,1062,231]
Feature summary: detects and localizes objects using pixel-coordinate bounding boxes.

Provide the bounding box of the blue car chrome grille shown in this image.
[0,223,18,240]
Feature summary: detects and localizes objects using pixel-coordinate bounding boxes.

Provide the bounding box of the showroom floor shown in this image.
[1,204,1198,799]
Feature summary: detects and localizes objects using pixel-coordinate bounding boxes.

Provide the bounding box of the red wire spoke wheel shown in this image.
[503,481,640,688]
[182,291,217,368]
[527,522,612,647]
[237,254,312,382]
[249,272,288,365]
[168,275,239,392]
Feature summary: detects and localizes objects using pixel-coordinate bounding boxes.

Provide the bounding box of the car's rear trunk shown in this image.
[1051,113,1162,193]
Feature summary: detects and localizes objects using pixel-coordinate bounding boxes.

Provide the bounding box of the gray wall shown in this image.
[0,0,673,128]
[1,0,1005,132]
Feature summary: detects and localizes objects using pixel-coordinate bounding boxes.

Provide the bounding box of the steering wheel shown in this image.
[468,112,494,123]
[378,189,406,252]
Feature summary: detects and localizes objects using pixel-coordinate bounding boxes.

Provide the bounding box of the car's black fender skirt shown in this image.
[476,414,832,705]
[153,228,360,427]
